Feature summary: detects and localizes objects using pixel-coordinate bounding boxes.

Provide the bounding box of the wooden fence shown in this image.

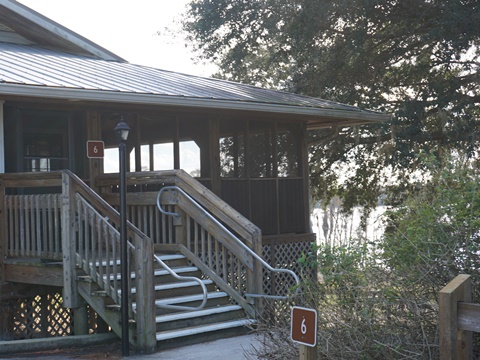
[439,274,480,360]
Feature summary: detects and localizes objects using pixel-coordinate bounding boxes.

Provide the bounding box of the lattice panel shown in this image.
[262,240,312,297]
[11,293,72,339]
[12,295,42,339]
[46,293,71,336]
[8,291,107,340]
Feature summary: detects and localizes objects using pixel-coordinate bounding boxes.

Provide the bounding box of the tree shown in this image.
[182,0,480,211]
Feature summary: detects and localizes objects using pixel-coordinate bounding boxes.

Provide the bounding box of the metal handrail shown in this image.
[156,186,300,300]
[152,254,208,311]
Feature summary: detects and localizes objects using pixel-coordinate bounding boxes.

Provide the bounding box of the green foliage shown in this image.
[382,153,480,288]
[182,0,480,211]
[251,156,480,359]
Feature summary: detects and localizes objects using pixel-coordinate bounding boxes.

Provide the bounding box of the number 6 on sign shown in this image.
[291,306,317,347]
[86,140,105,159]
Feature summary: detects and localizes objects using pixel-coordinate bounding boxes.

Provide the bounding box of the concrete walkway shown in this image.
[131,334,260,360]
[0,334,261,359]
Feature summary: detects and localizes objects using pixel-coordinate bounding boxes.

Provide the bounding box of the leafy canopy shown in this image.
[183,0,480,210]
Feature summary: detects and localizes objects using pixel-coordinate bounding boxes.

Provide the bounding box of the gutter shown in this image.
[0,84,390,122]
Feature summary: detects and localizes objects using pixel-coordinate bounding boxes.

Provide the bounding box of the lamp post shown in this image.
[114,116,130,357]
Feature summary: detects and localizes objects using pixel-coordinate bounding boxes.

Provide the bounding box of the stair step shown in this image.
[156,254,186,262]
[92,290,108,297]
[131,279,213,294]
[105,304,121,311]
[155,319,256,341]
[131,291,228,311]
[154,291,228,307]
[155,305,242,324]
[94,259,121,267]
[104,266,199,281]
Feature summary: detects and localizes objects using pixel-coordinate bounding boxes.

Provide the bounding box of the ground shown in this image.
[0,340,123,360]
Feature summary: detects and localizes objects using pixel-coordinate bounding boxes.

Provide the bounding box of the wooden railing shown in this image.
[96,170,264,315]
[0,172,64,260]
[0,171,157,353]
[4,193,63,259]
[0,170,265,350]
[62,171,156,353]
[439,274,480,360]
[158,187,300,316]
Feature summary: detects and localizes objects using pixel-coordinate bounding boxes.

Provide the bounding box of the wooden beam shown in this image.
[300,345,318,360]
[439,274,472,360]
[73,303,89,336]
[209,118,221,195]
[86,110,103,190]
[62,172,79,308]
[149,140,154,171]
[174,116,180,170]
[0,333,118,356]
[133,235,156,354]
[0,179,5,285]
[458,302,480,332]
[4,264,63,286]
[135,114,142,172]
[299,123,310,233]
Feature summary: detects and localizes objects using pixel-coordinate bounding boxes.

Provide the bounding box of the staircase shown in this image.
[77,250,255,351]
[0,170,300,355]
[56,170,298,354]
[147,252,255,350]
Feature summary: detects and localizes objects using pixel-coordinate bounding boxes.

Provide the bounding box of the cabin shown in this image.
[0,0,388,354]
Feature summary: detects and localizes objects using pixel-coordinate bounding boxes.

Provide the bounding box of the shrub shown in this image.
[249,154,480,359]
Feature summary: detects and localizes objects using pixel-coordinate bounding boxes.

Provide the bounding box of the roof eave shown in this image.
[0,84,390,125]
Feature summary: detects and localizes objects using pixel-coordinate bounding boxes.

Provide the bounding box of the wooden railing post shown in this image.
[439,274,473,360]
[174,207,187,247]
[246,230,263,315]
[134,234,156,354]
[0,179,5,286]
[62,172,79,308]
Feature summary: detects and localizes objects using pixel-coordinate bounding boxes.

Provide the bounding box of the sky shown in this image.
[17,0,216,76]
[16,0,213,173]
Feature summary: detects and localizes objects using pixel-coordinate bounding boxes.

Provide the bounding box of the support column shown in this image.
[0,300,13,340]
[0,179,5,286]
[209,118,221,195]
[62,172,78,309]
[298,124,310,233]
[134,114,142,172]
[86,110,103,190]
[174,116,180,170]
[73,302,89,335]
[0,100,4,174]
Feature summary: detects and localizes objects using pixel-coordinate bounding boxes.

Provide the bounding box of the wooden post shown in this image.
[73,300,89,335]
[174,116,180,170]
[209,118,221,195]
[300,345,318,360]
[439,274,472,360]
[134,114,142,172]
[247,231,263,315]
[298,123,310,234]
[0,179,6,285]
[134,235,156,354]
[86,110,103,190]
[62,172,78,308]
[174,206,187,247]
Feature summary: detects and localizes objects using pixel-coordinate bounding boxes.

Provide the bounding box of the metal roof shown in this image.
[0,43,389,124]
